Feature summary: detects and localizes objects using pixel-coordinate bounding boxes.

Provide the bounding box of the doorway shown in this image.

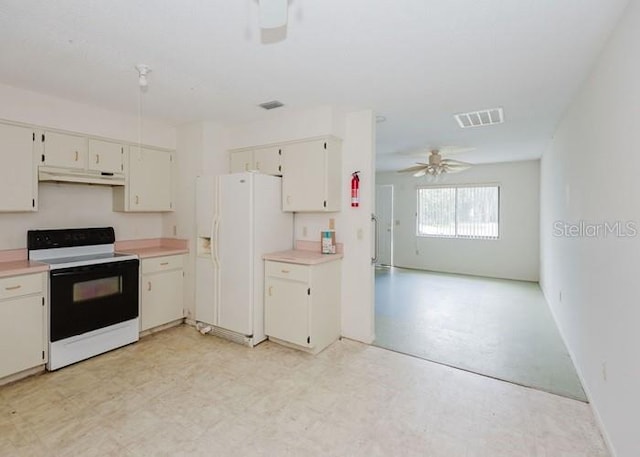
[374,185,393,266]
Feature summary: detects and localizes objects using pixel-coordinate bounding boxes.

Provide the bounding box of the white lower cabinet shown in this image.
[264,259,341,354]
[0,272,46,379]
[140,255,184,332]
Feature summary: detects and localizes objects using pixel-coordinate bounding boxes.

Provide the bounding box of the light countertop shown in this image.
[115,238,189,259]
[117,246,188,259]
[0,260,49,278]
[263,249,343,265]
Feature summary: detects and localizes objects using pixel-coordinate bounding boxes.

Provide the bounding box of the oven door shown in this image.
[50,259,139,342]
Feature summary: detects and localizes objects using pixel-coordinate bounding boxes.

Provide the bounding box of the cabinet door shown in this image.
[229,150,254,173]
[0,123,37,212]
[42,131,87,169]
[0,295,44,378]
[88,139,124,174]
[265,276,310,347]
[140,269,183,331]
[129,147,173,211]
[281,140,326,211]
[253,146,282,175]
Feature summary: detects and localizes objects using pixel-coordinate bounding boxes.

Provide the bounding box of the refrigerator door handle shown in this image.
[210,216,218,267]
[214,217,221,267]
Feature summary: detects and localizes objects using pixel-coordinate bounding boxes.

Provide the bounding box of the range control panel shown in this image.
[27,227,116,250]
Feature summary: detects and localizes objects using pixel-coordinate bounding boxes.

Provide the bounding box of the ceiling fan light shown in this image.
[259,0,288,29]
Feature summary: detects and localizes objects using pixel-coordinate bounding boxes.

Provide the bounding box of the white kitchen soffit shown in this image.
[454,108,504,128]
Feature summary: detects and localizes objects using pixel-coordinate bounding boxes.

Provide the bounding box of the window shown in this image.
[417,185,499,239]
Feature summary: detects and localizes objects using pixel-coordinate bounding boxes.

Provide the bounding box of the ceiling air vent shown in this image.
[454,107,504,128]
[259,100,284,110]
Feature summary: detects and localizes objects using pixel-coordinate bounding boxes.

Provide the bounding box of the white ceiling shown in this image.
[0,0,629,170]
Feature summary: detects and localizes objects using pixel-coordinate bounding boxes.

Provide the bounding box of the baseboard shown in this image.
[0,365,45,387]
[390,264,539,283]
[139,318,184,338]
[540,285,617,457]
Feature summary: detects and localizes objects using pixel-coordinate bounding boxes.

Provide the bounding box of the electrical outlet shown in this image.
[173,225,177,237]
[302,226,308,237]
[415,249,420,255]
[395,220,400,226]
[602,362,607,382]
[328,218,335,230]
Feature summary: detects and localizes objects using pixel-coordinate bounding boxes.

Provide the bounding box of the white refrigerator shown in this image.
[195,172,293,346]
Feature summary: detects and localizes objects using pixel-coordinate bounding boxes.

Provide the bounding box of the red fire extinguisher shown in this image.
[351,171,360,207]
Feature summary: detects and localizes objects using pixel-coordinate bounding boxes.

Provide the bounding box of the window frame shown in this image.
[415,183,501,240]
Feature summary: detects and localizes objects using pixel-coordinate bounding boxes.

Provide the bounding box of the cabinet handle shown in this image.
[147,281,152,291]
[281,269,290,274]
[135,195,139,204]
[160,262,169,266]
[4,285,21,291]
[96,154,100,164]
[268,286,273,296]
[74,151,79,161]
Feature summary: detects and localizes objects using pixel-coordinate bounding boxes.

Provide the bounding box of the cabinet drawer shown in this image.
[142,255,184,274]
[0,273,43,300]
[265,261,309,282]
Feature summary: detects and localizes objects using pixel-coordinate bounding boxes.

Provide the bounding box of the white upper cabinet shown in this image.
[0,122,37,212]
[229,146,282,175]
[88,139,125,174]
[281,137,341,212]
[41,131,88,170]
[114,146,174,212]
[253,146,282,175]
[229,149,254,173]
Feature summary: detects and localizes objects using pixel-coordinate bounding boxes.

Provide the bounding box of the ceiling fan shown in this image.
[398,147,474,177]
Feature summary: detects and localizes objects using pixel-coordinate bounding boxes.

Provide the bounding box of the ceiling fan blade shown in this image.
[444,167,468,174]
[413,169,427,177]
[441,159,472,168]
[398,164,428,173]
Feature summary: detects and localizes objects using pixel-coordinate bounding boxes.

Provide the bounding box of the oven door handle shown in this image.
[49,260,137,277]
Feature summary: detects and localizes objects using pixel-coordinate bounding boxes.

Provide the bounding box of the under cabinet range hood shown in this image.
[38,166,125,186]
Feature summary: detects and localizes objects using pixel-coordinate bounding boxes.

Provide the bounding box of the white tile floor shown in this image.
[0,325,608,456]
[375,268,586,401]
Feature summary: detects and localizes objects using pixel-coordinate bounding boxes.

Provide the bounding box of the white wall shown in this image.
[377,160,540,281]
[540,2,640,456]
[0,83,175,148]
[283,110,376,343]
[173,107,376,343]
[0,83,176,250]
